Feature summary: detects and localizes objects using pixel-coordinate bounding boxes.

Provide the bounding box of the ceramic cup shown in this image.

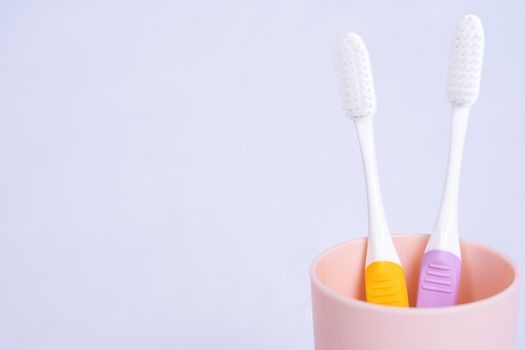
[310,234,520,350]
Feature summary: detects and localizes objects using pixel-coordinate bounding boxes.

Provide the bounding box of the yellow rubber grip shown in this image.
[365,261,409,307]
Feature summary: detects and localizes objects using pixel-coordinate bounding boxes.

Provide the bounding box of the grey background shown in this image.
[0,0,523,349]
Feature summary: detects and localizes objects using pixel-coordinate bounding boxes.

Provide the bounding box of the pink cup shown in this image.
[310,234,520,350]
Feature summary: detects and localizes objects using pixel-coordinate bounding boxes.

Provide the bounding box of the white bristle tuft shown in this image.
[448,15,485,107]
[336,33,377,119]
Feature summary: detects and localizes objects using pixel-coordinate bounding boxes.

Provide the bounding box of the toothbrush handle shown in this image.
[416,250,461,307]
[365,261,409,307]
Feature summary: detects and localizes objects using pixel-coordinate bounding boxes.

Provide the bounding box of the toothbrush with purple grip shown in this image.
[417,15,484,307]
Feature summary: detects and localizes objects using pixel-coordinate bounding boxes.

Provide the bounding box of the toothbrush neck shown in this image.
[433,106,471,241]
[355,117,390,241]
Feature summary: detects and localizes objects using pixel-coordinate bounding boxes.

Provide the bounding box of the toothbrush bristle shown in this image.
[448,15,485,107]
[336,33,377,119]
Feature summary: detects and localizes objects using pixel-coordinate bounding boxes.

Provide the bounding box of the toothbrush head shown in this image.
[336,33,377,119]
[448,15,485,108]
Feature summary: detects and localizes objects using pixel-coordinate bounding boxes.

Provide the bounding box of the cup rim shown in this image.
[310,233,520,315]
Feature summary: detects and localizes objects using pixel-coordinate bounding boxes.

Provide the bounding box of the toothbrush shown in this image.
[416,15,484,307]
[337,33,409,307]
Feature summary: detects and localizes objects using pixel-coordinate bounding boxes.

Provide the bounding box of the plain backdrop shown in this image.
[0,0,524,349]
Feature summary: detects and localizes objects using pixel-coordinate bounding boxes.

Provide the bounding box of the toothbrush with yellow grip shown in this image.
[336,33,409,307]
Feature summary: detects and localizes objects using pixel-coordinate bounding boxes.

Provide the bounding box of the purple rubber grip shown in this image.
[416,250,461,307]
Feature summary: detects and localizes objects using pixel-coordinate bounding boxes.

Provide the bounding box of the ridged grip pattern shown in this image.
[416,250,462,307]
[365,261,409,307]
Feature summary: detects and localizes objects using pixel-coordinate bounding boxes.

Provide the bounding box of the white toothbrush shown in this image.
[337,33,409,307]
[417,15,485,307]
